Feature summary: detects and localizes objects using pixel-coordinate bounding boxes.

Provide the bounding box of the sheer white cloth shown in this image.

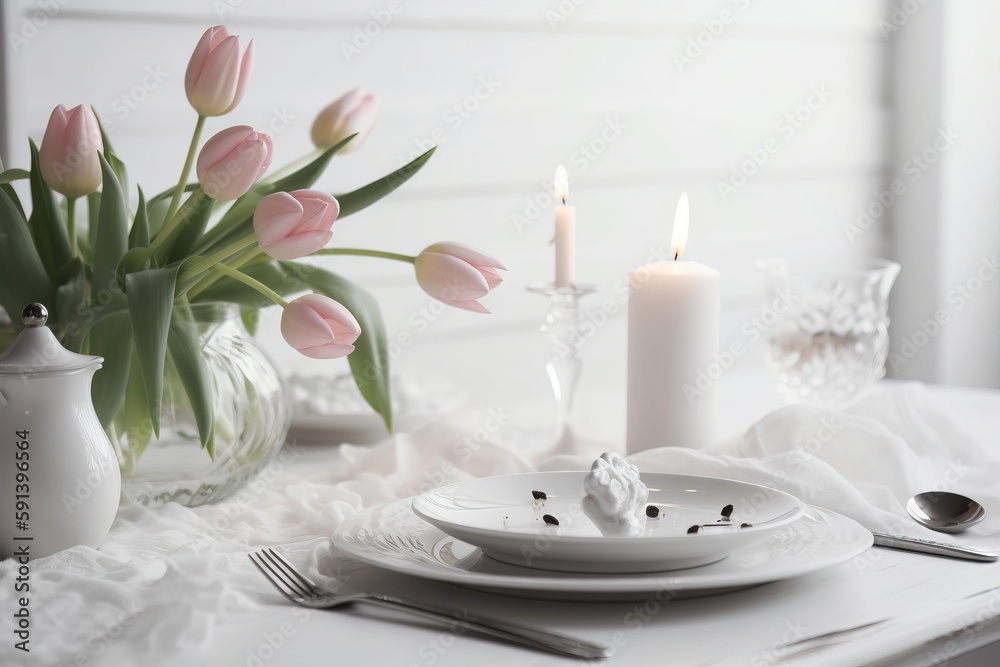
[3,382,997,665]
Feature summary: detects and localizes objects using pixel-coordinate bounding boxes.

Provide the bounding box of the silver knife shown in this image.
[872,532,999,562]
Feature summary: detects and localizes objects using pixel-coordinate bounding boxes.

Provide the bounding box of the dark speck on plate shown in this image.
[531,490,547,501]
[645,505,660,518]
[687,525,701,534]
[721,504,734,520]
[741,523,753,528]
[542,514,559,526]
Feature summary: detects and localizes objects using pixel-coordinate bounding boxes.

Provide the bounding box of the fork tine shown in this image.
[249,551,303,603]
[263,547,325,597]
[250,550,313,601]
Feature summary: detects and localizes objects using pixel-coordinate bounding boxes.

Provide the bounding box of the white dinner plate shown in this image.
[410,472,806,573]
[333,500,873,601]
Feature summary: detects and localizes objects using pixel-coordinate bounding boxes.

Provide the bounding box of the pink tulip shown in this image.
[185,25,254,117]
[310,88,378,152]
[253,190,339,259]
[281,294,361,359]
[38,104,103,198]
[197,125,272,201]
[414,242,507,313]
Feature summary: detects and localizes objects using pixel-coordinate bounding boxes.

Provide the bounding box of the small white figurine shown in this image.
[582,452,649,537]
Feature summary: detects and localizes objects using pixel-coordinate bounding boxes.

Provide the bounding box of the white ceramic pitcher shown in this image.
[0,303,120,559]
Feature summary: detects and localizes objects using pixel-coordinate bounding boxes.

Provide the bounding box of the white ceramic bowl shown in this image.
[411,472,806,573]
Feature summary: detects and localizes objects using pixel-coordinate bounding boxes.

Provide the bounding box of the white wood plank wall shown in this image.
[1,0,893,418]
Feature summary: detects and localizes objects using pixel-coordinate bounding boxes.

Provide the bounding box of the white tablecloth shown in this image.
[5,375,1000,667]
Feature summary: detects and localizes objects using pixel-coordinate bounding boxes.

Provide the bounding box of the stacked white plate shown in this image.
[332,472,873,601]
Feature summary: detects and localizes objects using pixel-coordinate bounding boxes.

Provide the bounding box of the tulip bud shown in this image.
[414,242,507,313]
[254,190,340,260]
[38,104,103,198]
[311,88,378,152]
[197,125,272,201]
[185,25,255,117]
[281,294,361,359]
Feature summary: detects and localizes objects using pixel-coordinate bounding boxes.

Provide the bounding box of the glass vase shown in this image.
[116,304,290,507]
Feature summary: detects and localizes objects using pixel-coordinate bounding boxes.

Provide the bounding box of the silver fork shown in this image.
[248,547,612,660]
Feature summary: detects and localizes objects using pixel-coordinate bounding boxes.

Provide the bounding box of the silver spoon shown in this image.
[906,491,986,534]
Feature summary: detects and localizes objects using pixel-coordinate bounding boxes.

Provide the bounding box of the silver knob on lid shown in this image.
[21,302,48,328]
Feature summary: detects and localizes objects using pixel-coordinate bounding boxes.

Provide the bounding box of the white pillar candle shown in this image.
[553,165,575,288]
[626,193,719,453]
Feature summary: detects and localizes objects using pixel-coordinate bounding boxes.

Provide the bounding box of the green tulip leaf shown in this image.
[1,184,26,221]
[116,247,153,291]
[86,191,102,256]
[269,134,357,193]
[147,182,199,209]
[0,185,55,326]
[92,154,129,302]
[125,266,178,437]
[54,257,85,348]
[93,109,130,205]
[158,189,214,264]
[0,168,29,184]
[336,147,435,218]
[129,186,150,249]
[27,139,72,279]
[240,307,260,335]
[277,261,392,432]
[122,346,153,465]
[89,311,133,428]
[168,299,215,456]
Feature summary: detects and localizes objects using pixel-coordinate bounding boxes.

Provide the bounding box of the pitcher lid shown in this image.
[0,303,103,373]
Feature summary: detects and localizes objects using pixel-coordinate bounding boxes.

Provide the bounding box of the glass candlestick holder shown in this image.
[526,282,599,441]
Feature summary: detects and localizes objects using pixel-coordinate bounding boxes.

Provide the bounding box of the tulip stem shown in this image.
[66,196,78,257]
[179,234,259,283]
[165,115,206,224]
[210,264,288,308]
[313,248,415,263]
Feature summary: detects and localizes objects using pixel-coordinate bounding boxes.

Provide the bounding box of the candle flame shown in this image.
[554,165,569,204]
[671,192,690,260]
